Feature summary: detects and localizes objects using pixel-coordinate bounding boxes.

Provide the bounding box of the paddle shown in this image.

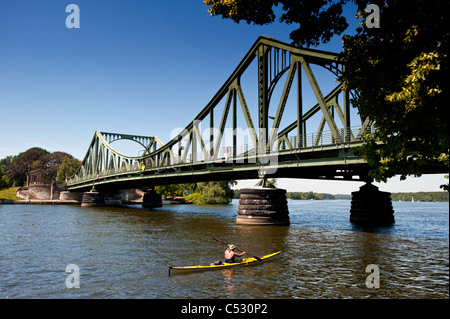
[212,237,262,261]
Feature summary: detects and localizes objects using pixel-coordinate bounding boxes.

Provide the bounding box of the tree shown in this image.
[204,0,449,188]
[197,181,235,204]
[0,156,14,190]
[340,1,449,187]
[204,0,349,47]
[6,148,49,186]
[56,157,81,184]
[153,183,199,199]
[0,175,9,190]
[42,152,75,182]
[4,148,79,187]
[154,184,185,199]
[156,180,237,204]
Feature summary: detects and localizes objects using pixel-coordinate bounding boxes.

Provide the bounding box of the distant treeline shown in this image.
[286,192,350,200]
[232,190,350,200]
[232,190,448,202]
[390,192,449,202]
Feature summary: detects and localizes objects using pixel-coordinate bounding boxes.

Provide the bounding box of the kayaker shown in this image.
[224,244,246,263]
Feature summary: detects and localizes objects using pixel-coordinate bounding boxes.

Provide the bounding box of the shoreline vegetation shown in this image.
[1,187,448,203]
[232,190,449,202]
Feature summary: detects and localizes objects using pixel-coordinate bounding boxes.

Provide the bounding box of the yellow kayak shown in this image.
[168,251,281,276]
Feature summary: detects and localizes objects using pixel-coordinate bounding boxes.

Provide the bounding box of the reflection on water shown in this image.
[0,200,448,299]
[221,268,236,298]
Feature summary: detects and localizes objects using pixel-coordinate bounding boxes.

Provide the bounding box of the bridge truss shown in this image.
[67,36,374,191]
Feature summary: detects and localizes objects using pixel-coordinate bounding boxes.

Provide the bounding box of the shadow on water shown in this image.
[350,224,396,236]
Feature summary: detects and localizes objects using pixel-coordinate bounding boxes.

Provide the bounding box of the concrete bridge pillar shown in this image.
[59,191,83,202]
[350,182,395,226]
[237,187,290,226]
[142,190,163,209]
[81,191,105,207]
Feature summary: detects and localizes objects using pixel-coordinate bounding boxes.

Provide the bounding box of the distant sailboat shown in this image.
[411,196,414,202]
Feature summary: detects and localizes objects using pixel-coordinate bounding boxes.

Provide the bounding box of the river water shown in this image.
[0,199,448,299]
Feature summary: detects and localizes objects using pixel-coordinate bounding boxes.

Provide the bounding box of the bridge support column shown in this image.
[237,187,290,226]
[142,190,163,209]
[81,191,105,207]
[59,191,83,202]
[350,182,394,226]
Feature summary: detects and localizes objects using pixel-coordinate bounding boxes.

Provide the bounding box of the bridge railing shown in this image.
[181,125,371,163]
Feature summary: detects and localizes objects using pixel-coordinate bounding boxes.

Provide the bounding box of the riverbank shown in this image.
[0,199,80,205]
[0,199,147,205]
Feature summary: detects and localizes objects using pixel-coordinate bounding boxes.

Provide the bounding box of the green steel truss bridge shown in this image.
[66,36,438,192]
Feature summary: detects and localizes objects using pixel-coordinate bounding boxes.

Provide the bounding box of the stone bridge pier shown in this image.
[78,188,162,209]
[350,182,395,226]
[236,181,394,227]
[237,187,290,226]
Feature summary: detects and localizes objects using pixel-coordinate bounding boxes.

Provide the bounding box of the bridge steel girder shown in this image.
[67,141,372,192]
[67,36,379,191]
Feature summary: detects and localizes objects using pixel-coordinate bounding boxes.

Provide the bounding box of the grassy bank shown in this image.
[0,187,23,201]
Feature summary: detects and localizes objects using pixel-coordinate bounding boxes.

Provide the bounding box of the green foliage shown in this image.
[0,156,14,190]
[56,157,81,185]
[185,193,205,205]
[6,148,48,186]
[155,184,185,199]
[43,152,74,182]
[265,179,277,188]
[197,181,234,204]
[204,0,350,47]
[285,191,448,202]
[0,175,10,190]
[153,183,197,199]
[390,192,448,202]
[340,1,449,184]
[286,191,336,200]
[2,149,79,187]
[152,181,236,205]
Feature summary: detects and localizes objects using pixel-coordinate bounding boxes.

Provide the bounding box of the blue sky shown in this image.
[0,1,446,193]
